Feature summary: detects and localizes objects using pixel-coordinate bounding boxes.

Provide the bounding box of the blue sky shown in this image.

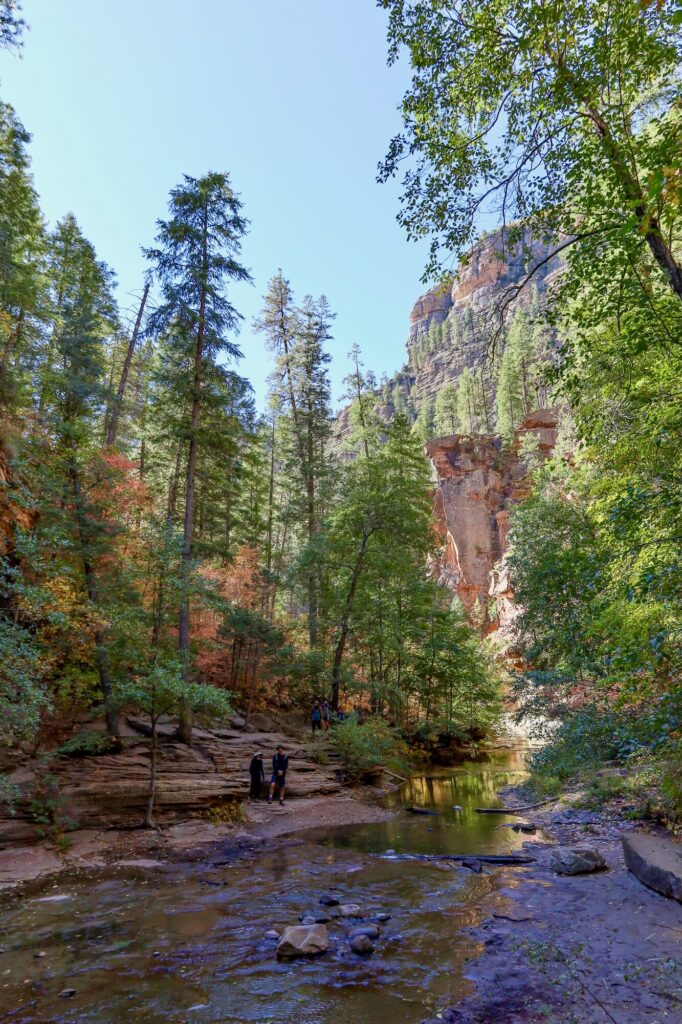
[0,0,431,410]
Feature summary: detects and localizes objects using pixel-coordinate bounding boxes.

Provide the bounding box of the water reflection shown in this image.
[0,752,529,1024]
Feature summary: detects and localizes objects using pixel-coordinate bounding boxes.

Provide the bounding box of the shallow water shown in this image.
[0,751,529,1024]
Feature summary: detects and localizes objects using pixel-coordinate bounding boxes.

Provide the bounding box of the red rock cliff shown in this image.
[427,409,558,635]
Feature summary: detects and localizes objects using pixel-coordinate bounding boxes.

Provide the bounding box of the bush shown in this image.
[58,729,119,758]
[331,716,407,783]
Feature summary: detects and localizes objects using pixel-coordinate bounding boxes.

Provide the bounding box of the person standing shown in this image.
[248,752,264,800]
[311,701,322,734]
[268,745,289,806]
[321,700,331,731]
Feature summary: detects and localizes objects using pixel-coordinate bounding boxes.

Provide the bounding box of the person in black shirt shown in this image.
[248,752,264,800]
[268,745,289,806]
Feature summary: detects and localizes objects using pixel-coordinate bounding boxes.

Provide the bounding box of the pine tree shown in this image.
[256,275,333,656]
[434,383,459,435]
[145,172,251,743]
[496,306,535,440]
[411,395,434,443]
[38,214,122,737]
[456,367,488,433]
[343,343,378,458]
[0,101,45,412]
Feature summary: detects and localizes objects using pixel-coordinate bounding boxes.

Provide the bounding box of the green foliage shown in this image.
[115,660,232,728]
[0,613,48,745]
[57,729,119,758]
[433,382,458,435]
[29,765,77,852]
[380,0,682,294]
[331,716,406,783]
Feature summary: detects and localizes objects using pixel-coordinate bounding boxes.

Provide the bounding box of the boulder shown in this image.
[622,832,682,902]
[350,933,374,955]
[276,925,328,959]
[549,845,607,875]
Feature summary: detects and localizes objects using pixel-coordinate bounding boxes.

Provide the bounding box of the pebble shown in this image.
[33,951,47,959]
[376,913,392,922]
[59,988,76,998]
[319,895,340,906]
[264,930,280,940]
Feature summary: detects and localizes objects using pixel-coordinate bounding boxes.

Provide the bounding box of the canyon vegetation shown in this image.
[0,0,680,833]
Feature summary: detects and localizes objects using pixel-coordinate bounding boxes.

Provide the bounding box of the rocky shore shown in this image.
[425,790,682,1024]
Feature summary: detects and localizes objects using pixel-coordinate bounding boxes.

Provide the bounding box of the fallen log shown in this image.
[475,797,560,815]
[380,852,536,865]
[380,766,410,783]
[405,806,440,816]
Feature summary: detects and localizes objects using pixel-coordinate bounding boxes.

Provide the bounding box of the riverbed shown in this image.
[0,753,531,1023]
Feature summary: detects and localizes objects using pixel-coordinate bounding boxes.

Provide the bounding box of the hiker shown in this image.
[321,700,331,731]
[269,745,289,806]
[311,701,322,734]
[248,752,264,800]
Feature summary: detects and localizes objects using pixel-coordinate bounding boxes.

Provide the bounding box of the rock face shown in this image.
[549,845,607,875]
[0,718,343,847]
[428,409,558,631]
[276,924,329,958]
[401,229,563,414]
[622,832,682,901]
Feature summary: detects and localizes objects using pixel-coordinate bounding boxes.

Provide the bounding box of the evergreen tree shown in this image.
[433,383,459,435]
[0,101,45,412]
[37,214,122,737]
[145,172,251,743]
[411,395,434,443]
[256,274,334,656]
[456,367,489,434]
[496,306,535,440]
[343,343,379,458]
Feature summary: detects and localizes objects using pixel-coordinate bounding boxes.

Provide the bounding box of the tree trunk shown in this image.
[69,458,119,739]
[331,529,371,711]
[177,218,208,745]
[106,282,150,448]
[151,447,183,650]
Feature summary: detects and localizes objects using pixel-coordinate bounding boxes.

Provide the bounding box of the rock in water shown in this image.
[350,933,374,955]
[622,832,682,902]
[299,909,331,924]
[319,894,340,906]
[350,924,380,940]
[263,930,280,940]
[276,925,329,959]
[549,845,607,875]
[337,903,362,918]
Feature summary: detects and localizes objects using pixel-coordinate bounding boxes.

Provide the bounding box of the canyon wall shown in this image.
[428,409,558,641]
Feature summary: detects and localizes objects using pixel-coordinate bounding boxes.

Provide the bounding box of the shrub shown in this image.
[58,729,119,758]
[331,716,407,783]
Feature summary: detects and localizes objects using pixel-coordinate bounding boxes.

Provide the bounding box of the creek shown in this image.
[0,751,530,1024]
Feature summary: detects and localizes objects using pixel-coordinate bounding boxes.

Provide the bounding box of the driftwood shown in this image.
[475,796,560,815]
[406,806,440,816]
[381,852,536,865]
[380,766,410,783]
